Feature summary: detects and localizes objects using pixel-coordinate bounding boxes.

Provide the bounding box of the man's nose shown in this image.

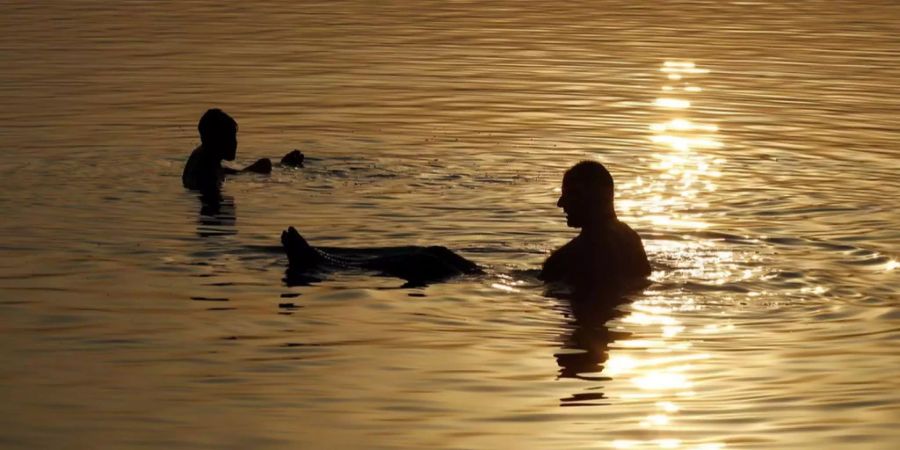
[556,196,563,208]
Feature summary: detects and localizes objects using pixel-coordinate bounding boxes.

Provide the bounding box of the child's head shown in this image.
[198,108,238,161]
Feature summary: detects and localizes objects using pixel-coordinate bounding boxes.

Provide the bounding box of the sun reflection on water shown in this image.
[615,59,730,252]
[598,61,728,450]
[654,98,692,109]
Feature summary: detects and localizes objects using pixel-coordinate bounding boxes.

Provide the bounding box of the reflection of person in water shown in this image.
[540,160,651,292]
[182,108,272,193]
[551,289,632,406]
[196,190,237,238]
[281,160,651,290]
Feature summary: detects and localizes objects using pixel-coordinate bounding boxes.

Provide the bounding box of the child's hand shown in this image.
[280,150,305,167]
[243,158,272,174]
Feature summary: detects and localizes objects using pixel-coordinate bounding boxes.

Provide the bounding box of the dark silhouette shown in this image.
[549,288,633,406]
[539,160,651,293]
[542,162,648,405]
[182,108,273,192]
[280,150,305,167]
[280,160,651,291]
[281,227,482,287]
[196,189,237,237]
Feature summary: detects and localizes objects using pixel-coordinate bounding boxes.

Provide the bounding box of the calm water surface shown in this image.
[1,1,898,448]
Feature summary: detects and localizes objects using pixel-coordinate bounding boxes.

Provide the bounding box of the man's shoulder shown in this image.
[611,220,651,276]
[606,220,643,242]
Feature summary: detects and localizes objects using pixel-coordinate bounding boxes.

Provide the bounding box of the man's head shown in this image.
[198,108,238,161]
[557,160,615,228]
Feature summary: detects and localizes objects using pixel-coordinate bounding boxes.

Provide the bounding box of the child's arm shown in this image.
[223,158,272,175]
[241,158,272,174]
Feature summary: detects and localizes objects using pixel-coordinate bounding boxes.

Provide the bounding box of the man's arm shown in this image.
[623,225,651,278]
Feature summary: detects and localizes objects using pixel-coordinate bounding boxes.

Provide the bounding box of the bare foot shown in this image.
[281,226,322,268]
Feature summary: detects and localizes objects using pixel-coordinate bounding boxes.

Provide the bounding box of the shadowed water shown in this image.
[0,1,898,449]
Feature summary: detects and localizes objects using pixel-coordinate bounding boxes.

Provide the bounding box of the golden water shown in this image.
[1,1,898,448]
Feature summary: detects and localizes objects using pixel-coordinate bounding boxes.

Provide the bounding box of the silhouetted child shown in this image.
[182,108,272,192]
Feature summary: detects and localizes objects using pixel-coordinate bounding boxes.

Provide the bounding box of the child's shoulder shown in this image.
[187,144,205,159]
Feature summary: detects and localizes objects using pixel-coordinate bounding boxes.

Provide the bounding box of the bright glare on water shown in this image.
[0,1,898,449]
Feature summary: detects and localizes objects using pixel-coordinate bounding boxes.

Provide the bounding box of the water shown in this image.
[1,1,898,448]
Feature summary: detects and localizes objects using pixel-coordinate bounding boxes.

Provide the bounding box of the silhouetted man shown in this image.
[280,160,650,290]
[182,108,272,192]
[539,160,650,291]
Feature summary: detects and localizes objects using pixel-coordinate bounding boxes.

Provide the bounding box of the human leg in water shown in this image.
[281,226,481,286]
